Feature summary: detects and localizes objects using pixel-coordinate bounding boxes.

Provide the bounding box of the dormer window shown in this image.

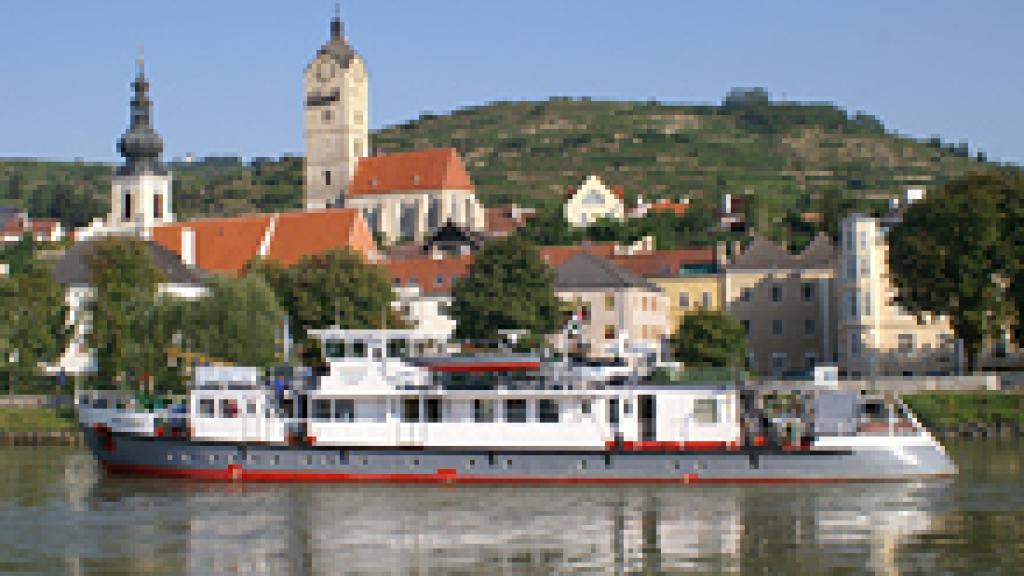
[370,177,379,187]
[412,174,421,185]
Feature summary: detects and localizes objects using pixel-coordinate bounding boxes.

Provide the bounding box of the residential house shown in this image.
[484,204,536,237]
[0,207,65,244]
[346,147,485,243]
[837,212,956,377]
[552,252,668,360]
[382,255,472,338]
[51,240,206,375]
[564,175,625,227]
[724,233,836,376]
[613,247,723,334]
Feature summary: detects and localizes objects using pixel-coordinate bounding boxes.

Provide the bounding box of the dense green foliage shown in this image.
[0,406,77,433]
[248,250,402,362]
[171,274,284,367]
[888,172,1024,369]
[670,310,748,369]
[1,93,991,245]
[451,236,561,344]
[0,251,67,391]
[903,392,1024,426]
[86,237,172,389]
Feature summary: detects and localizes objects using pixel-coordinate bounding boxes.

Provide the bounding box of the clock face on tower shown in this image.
[315,60,335,83]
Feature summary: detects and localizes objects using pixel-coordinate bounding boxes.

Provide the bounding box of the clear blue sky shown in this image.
[2,1,1021,164]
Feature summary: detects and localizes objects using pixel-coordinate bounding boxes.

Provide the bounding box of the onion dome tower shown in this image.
[110,55,173,234]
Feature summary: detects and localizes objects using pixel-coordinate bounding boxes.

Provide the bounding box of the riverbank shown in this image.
[0,406,82,446]
[903,391,1024,439]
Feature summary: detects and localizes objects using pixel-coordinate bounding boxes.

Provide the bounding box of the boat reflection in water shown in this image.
[163,481,942,574]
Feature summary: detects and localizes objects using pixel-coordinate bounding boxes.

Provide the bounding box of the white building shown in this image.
[564,175,626,227]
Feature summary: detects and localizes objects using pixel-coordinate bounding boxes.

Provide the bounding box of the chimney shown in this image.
[181,227,195,268]
[715,241,728,268]
[723,193,732,214]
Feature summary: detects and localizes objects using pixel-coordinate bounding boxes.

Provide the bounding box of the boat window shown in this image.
[539,399,560,423]
[313,399,332,421]
[353,341,367,358]
[247,401,258,415]
[334,399,355,422]
[199,398,215,417]
[473,399,494,423]
[221,399,238,418]
[581,399,592,415]
[505,399,527,423]
[623,400,632,415]
[694,399,719,424]
[325,341,344,359]
[402,398,420,423]
[608,399,620,425]
[387,339,408,358]
[425,398,443,423]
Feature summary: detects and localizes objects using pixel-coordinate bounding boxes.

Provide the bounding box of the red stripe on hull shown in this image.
[100,462,953,484]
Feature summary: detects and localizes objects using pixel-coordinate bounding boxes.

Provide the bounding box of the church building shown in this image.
[303,13,368,209]
[302,14,485,243]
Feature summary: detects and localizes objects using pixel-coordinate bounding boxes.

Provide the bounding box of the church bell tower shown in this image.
[110,55,172,235]
[304,11,368,210]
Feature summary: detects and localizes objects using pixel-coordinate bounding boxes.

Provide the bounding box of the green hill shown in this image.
[0,90,998,245]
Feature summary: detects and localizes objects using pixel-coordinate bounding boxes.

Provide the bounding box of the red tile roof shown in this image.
[382,255,473,295]
[267,209,375,267]
[649,199,690,216]
[152,215,272,275]
[484,205,536,236]
[537,243,617,268]
[349,148,474,195]
[611,248,716,278]
[151,209,376,275]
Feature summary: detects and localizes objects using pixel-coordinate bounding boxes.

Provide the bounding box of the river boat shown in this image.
[77,328,956,483]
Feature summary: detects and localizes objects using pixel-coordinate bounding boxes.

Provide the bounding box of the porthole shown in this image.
[504,459,512,469]
[249,454,260,465]
[304,456,313,466]
[321,456,331,466]
[208,454,217,464]
[180,453,190,463]
[466,458,476,469]
[578,459,588,470]
[672,461,681,471]
[361,456,369,466]
[410,458,420,468]
[272,455,281,466]
[166,453,173,462]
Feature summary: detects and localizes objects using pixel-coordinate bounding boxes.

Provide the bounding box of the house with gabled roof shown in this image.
[564,175,626,227]
[345,147,485,243]
[724,232,837,377]
[552,252,668,360]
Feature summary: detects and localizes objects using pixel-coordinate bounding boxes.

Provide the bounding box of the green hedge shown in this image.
[903,392,1024,427]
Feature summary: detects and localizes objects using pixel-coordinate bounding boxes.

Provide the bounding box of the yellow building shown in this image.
[837,213,957,377]
[611,247,725,334]
[724,234,837,377]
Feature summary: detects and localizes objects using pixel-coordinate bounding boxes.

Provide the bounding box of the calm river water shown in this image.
[1,440,1022,575]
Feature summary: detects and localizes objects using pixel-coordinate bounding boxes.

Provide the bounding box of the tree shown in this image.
[175,274,284,367]
[451,236,561,344]
[670,310,747,369]
[888,172,1023,370]
[86,237,168,388]
[0,260,67,391]
[248,250,402,361]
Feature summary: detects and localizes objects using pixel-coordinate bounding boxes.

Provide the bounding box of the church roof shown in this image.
[310,16,359,71]
[266,209,375,267]
[349,148,475,195]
